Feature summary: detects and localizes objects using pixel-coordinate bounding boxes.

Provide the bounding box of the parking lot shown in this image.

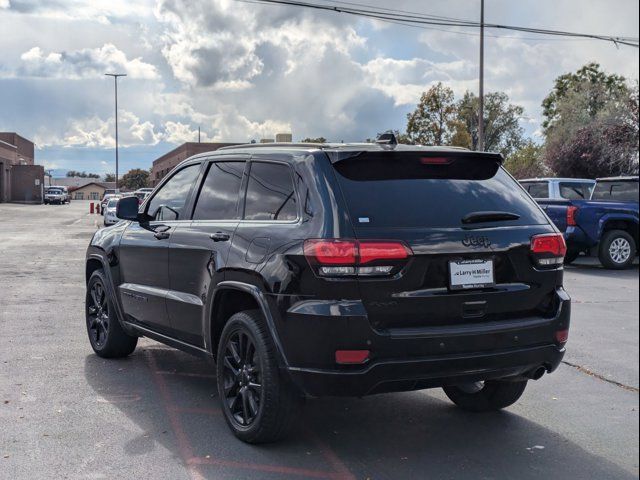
[1,201,638,479]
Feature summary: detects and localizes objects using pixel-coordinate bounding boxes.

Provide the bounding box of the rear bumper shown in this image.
[276,288,570,397]
[289,344,565,397]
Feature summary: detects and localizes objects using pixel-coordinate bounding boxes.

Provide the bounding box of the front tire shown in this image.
[86,269,138,358]
[216,310,301,443]
[599,230,636,269]
[443,379,528,412]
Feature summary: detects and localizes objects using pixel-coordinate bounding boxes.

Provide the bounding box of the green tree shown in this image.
[405,82,456,145]
[455,91,525,157]
[504,141,547,179]
[104,173,116,182]
[121,168,150,190]
[542,62,628,131]
[301,137,327,143]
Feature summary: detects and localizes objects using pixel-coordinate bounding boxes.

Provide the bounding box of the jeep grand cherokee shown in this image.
[84,139,570,443]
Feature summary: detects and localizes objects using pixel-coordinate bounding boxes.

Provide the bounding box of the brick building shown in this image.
[0,132,44,204]
[150,142,240,187]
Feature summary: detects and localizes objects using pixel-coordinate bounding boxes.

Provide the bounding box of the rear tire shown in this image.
[564,249,580,265]
[598,230,636,269]
[216,309,302,443]
[443,379,528,412]
[86,269,138,358]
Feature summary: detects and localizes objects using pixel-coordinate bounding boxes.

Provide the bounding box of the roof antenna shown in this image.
[376,130,398,150]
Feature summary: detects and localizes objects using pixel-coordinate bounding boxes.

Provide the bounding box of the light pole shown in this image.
[105,73,126,191]
[478,0,485,151]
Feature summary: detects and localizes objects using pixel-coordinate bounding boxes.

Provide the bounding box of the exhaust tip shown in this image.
[527,366,546,380]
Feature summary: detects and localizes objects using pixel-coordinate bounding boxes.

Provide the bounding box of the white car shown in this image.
[44,187,67,205]
[103,198,121,226]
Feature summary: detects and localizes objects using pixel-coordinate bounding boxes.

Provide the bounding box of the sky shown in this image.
[0,0,638,177]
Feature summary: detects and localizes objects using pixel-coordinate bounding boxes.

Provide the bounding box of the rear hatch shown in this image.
[331,150,562,332]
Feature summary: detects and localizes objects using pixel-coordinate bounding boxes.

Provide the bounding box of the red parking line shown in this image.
[188,457,344,479]
[146,350,354,480]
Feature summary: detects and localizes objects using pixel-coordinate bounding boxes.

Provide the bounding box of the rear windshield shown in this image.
[591,181,639,202]
[333,152,548,228]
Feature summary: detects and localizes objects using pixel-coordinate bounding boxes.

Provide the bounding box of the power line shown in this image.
[240,0,639,47]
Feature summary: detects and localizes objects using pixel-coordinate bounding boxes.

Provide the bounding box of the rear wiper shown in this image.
[462,211,521,224]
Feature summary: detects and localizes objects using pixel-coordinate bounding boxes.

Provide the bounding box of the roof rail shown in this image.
[217,142,326,151]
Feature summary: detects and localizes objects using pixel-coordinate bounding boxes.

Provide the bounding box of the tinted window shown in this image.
[244,162,297,221]
[559,182,592,200]
[334,153,547,228]
[592,181,639,202]
[521,182,549,198]
[147,164,200,221]
[193,161,245,220]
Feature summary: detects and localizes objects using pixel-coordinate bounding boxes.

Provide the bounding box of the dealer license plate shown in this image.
[449,259,495,290]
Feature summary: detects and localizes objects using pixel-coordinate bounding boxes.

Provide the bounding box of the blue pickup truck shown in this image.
[535,176,639,269]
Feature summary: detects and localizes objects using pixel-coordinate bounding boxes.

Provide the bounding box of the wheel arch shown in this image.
[599,215,639,248]
[208,281,289,368]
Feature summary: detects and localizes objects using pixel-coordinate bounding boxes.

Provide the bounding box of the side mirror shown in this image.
[116,196,140,221]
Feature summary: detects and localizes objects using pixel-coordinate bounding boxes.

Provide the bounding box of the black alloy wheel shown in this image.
[87,279,110,348]
[221,328,263,427]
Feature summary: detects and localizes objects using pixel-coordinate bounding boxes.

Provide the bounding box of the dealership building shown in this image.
[0,132,44,204]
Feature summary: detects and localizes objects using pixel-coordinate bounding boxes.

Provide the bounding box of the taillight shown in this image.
[555,329,569,345]
[335,350,370,365]
[530,233,567,266]
[567,206,578,226]
[304,239,412,277]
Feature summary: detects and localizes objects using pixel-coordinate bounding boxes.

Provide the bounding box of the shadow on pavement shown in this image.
[84,345,634,480]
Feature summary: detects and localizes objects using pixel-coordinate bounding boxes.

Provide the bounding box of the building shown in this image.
[275,133,293,143]
[0,132,44,204]
[69,182,117,201]
[50,177,98,189]
[150,142,240,187]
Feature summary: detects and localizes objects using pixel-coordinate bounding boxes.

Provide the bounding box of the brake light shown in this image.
[567,206,579,226]
[530,233,567,266]
[420,157,452,165]
[304,239,412,277]
[555,329,569,345]
[335,350,370,364]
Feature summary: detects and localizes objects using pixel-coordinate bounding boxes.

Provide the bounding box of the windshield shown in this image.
[107,199,119,208]
[591,181,639,202]
[333,152,547,228]
[47,189,62,194]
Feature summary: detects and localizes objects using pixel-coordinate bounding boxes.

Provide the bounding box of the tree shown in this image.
[66,170,99,178]
[544,72,638,177]
[504,141,547,179]
[104,173,116,182]
[121,169,150,190]
[405,82,456,145]
[301,137,327,143]
[542,62,628,131]
[455,91,525,157]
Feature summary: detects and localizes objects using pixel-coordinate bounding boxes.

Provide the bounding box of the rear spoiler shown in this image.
[327,148,504,164]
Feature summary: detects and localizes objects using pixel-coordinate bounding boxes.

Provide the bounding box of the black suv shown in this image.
[85,141,571,443]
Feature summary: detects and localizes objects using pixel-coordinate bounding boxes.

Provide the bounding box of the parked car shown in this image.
[103,197,121,226]
[100,194,121,214]
[520,178,595,201]
[85,140,571,443]
[44,187,68,205]
[536,176,639,268]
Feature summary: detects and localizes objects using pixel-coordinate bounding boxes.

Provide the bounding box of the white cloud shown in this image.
[0,0,9,9]
[17,43,158,79]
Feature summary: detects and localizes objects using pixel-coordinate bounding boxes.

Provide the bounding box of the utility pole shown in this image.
[478,0,485,151]
[198,126,201,143]
[105,73,126,191]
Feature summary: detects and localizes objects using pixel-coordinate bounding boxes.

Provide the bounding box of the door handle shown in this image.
[209,232,230,242]
[154,231,170,240]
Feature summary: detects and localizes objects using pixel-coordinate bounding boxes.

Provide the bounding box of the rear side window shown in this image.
[522,182,549,198]
[592,181,639,202]
[147,164,200,221]
[193,161,245,220]
[559,182,592,200]
[244,162,297,221]
[333,153,548,228]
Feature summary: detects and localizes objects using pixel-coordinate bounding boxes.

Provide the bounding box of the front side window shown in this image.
[244,162,297,221]
[193,161,245,220]
[147,164,200,221]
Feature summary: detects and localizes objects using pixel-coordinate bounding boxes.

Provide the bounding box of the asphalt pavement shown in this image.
[1,201,638,479]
